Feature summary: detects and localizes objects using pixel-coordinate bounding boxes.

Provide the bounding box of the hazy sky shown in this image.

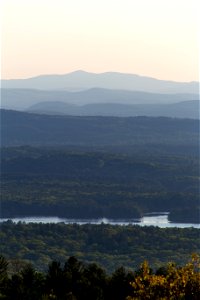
[1,0,199,81]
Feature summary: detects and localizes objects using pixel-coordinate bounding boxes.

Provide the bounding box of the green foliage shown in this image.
[1,147,199,222]
[1,223,199,272]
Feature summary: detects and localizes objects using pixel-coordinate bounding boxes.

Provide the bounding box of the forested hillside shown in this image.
[1,146,199,222]
[1,222,199,272]
[1,110,199,151]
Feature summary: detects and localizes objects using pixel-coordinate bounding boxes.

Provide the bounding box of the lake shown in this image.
[0,213,199,228]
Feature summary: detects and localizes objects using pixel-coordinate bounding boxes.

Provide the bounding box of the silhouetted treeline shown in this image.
[0,254,200,300]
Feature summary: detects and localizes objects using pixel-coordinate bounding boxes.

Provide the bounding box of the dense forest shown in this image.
[1,146,199,222]
[1,110,199,151]
[0,252,200,299]
[1,110,199,298]
[1,110,199,222]
[1,222,200,273]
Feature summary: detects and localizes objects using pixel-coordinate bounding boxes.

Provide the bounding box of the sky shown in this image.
[1,0,199,81]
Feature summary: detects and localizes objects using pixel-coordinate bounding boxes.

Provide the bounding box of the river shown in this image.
[0,213,199,228]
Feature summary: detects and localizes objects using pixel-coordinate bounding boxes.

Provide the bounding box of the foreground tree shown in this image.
[4,263,45,300]
[107,266,135,300]
[1,255,200,299]
[0,256,8,298]
[127,254,200,300]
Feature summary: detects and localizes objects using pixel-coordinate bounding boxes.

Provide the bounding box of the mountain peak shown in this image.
[1,71,199,94]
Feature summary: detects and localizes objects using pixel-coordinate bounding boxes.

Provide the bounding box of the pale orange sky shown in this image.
[1,0,199,81]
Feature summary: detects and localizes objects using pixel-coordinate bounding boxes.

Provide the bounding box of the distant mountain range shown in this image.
[1,71,199,119]
[1,70,199,93]
[1,88,199,118]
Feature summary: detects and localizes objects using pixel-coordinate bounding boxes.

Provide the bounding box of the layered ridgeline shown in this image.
[1,70,198,93]
[1,110,199,223]
[1,89,198,118]
[1,71,199,119]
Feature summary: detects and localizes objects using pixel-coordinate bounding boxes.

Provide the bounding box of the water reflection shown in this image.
[0,214,199,228]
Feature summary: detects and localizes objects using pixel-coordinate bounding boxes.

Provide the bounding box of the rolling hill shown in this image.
[1,110,199,152]
[26,100,199,119]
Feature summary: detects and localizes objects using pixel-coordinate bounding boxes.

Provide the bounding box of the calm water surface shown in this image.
[0,213,199,228]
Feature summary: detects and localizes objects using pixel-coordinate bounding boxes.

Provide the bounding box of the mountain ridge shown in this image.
[2,70,198,93]
[1,88,198,111]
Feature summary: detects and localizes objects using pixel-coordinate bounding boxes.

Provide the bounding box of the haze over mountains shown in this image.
[1,71,199,119]
[2,70,198,93]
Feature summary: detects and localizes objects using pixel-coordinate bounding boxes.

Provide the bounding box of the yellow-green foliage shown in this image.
[127,254,200,300]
